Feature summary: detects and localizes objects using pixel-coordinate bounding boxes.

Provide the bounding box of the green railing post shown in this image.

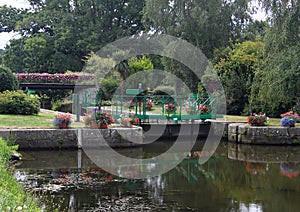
[120,95,123,113]
[179,97,182,120]
[116,95,119,115]
[72,94,80,122]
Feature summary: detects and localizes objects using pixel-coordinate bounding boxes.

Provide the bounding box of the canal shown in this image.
[14,140,300,211]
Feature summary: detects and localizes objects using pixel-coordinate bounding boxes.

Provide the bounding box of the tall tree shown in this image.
[143,0,254,93]
[250,0,300,116]
[214,41,264,115]
[1,0,146,73]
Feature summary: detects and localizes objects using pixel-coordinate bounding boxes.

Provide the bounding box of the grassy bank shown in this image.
[0,137,40,211]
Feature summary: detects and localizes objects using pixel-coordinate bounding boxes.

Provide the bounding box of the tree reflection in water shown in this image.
[14,142,300,211]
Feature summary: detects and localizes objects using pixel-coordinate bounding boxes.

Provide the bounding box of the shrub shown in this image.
[0,66,18,92]
[0,90,40,115]
[153,85,175,96]
[98,78,120,101]
[52,100,72,113]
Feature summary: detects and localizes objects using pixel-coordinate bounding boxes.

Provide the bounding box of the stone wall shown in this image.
[0,127,143,150]
[228,123,300,145]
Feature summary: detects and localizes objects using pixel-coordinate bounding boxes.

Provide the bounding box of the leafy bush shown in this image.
[0,90,40,115]
[152,86,175,105]
[153,86,175,96]
[0,66,18,92]
[52,100,72,113]
[98,77,120,101]
[36,90,71,109]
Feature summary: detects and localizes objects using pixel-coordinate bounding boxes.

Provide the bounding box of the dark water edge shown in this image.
[14,140,300,212]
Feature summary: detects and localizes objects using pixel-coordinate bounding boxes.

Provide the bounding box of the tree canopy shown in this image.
[1,0,146,73]
[0,0,299,116]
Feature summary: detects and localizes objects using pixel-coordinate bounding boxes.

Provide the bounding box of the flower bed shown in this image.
[15,73,95,84]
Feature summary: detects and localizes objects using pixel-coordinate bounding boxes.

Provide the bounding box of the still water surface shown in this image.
[14,140,300,211]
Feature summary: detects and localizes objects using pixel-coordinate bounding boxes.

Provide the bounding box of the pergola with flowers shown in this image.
[16,73,96,91]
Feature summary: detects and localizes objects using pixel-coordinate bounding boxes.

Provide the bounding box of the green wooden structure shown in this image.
[75,87,222,122]
[111,92,221,122]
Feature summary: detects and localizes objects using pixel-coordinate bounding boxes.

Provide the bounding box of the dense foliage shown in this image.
[214,41,264,115]
[250,0,300,116]
[0,0,298,116]
[0,90,40,115]
[0,0,146,73]
[0,66,18,92]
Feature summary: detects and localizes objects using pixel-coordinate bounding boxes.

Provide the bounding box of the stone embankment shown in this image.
[0,127,143,150]
[228,123,300,145]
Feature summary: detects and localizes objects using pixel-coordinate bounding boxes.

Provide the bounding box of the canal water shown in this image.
[14,140,300,211]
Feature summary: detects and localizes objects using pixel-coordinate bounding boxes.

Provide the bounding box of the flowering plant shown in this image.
[165,103,175,113]
[83,109,114,128]
[119,113,139,127]
[53,113,72,129]
[129,113,139,125]
[281,116,296,127]
[15,73,95,84]
[247,112,268,126]
[146,101,153,111]
[280,111,300,127]
[199,105,210,114]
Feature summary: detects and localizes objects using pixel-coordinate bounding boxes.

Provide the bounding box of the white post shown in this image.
[77,128,82,148]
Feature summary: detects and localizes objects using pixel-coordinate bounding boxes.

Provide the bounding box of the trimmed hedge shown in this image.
[0,90,40,115]
[0,66,18,92]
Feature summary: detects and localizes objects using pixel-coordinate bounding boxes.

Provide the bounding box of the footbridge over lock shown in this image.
[111,91,222,123]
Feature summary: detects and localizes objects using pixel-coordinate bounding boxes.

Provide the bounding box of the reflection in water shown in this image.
[245,162,268,176]
[280,163,300,178]
[14,141,300,211]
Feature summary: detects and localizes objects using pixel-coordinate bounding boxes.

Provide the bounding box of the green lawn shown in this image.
[220,115,298,126]
[0,110,84,129]
[0,109,295,128]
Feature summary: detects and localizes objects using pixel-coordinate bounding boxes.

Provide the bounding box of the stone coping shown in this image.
[228,123,300,145]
